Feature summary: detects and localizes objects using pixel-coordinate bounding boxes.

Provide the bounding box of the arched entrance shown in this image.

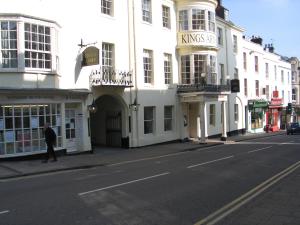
[90,95,128,148]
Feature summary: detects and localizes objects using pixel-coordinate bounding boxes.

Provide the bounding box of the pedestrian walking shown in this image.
[42,123,57,162]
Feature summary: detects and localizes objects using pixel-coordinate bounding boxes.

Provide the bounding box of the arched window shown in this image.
[82,47,99,66]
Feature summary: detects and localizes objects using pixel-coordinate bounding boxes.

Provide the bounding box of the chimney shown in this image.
[250,36,263,45]
[269,44,274,53]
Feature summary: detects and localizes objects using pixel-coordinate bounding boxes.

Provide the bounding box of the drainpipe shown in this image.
[128,0,139,147]
[224,25,231,134]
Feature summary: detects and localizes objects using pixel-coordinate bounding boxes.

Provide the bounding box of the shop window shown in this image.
[0,104,62,156]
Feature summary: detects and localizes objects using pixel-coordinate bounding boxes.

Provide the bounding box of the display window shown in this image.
[0,103,62,155]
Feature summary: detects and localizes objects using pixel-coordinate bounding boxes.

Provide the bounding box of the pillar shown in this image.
[221,101,227,141]
[199,102,207,143]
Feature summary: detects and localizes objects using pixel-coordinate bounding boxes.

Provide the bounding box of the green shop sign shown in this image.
[248,100,268,110]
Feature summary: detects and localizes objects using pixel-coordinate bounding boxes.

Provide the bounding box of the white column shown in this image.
[199,102,207,143]
[221,101,227,141]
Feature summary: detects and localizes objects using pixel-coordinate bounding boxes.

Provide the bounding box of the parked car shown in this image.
[286,122,300,135]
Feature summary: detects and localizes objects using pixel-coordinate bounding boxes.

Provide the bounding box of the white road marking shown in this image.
[0,210,9,215]
[108,145,222,167]
[187,156,234,169]
[78,172,170,196]
[247,146,272,153]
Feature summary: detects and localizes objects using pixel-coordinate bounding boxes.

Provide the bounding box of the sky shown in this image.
[223,0,300,58]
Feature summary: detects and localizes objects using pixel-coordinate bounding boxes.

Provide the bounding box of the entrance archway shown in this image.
[90,95,128,148]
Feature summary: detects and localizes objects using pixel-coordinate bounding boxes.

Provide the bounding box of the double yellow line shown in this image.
[195,160,300,225]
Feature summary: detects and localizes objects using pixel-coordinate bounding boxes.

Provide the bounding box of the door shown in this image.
[65,109,76,151]
[106,111,122,147]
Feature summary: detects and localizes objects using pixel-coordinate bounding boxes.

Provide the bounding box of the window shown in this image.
[162,5,170,28]
[101,0,113,16]
[194,55,206,84]
[282,90,285,101]
[255,80,259,97]
[24,23,51,69]
[181,55,190,84]
[265,63,269,79]
[142,0,152,23]
[1,21,17,68]
[143,49,153,84]
[0,104,62,156]
[179,10,188,31]
[164,53,172,84]
[274,65,277,80]
[102,43,114,72]
[208,11,215,32]
[292,88,296,101]
[254,56,259,72]
[243,52,247,70]
[82,47,99,66]
[234,68,239,79]
[233,35,238,53]
[144,107,154,134]
[209,104,215,126]
[266,85,270,100]
[234,104,239,122]
[164,106,173,131]
[192,9,205,30]
[292,71,296,82]
[209,55,217,84]
[219,63,225,84]
[217,27,223,45]
[288,72,290,84]
[244,78,248,96]
[281,70,284,83]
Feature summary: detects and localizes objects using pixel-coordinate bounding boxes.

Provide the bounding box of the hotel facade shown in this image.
[0,0,291,158]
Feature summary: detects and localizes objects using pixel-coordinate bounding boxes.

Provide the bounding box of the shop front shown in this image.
[266,97,282,132]
[0,89,90,158]
[248,99,268,133]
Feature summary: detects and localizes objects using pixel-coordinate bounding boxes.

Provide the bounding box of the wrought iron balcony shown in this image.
[177,83,231,93]
[89,68,133,87]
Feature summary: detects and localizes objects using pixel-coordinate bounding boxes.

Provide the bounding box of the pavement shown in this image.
[1,130,300,224]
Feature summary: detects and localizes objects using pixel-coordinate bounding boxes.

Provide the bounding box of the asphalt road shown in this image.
[1,134,300,225]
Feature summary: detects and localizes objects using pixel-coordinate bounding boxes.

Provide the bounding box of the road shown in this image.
[1,134,300,225]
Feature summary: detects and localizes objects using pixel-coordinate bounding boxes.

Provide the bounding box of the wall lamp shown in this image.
[88,99,98,113]
[129,98,140,111]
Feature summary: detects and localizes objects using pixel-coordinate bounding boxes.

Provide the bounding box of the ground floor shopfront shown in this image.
[0,89,91,158]
[248,99,268,133]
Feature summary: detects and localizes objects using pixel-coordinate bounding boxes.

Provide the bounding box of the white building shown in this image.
[0,0,291,158]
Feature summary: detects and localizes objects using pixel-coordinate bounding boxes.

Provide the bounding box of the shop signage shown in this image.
[230,79,240,93]
[178,31,217,47]
[270,98,282,106]
[248,100,268,110]
[273,90,279,98]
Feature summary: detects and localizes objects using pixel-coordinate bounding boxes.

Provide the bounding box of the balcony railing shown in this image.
[177,76,231,93]
[89,68,133,87]
[177,83,231,93]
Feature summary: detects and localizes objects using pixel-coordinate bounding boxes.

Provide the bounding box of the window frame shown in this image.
[142,0,152,23]
[209,104,216,126]
[164,105,173,132]
[162,5,171,29]
[101,0,113,16]
[143,49,153,84]
[164,53,172,84]
[144,106,155,134]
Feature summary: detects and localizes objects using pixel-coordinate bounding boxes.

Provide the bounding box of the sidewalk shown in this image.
[0,131,285,180]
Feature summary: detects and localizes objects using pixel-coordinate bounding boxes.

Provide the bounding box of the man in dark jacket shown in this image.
[43,123,57,162]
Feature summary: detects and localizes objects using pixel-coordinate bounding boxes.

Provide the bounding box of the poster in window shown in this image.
[5,131,14,142]
[31,116,39,128]
[0,119,3,130]
[56,115,61,125]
